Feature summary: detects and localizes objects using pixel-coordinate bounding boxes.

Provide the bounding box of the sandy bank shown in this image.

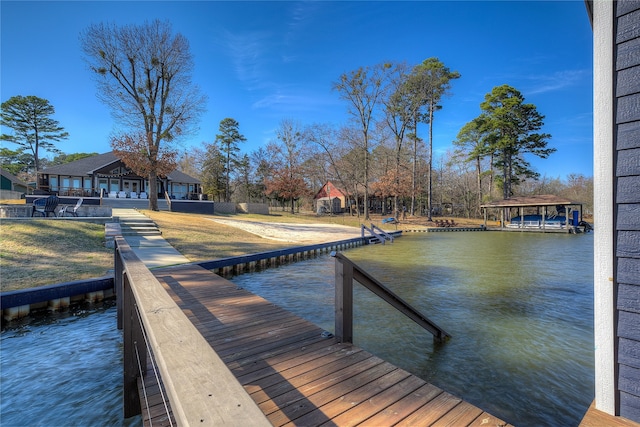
[207,218,363,243]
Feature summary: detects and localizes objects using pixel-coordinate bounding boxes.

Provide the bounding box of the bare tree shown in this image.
[81,20,206,210]
[333,63,390,220]
[264,119,310,213]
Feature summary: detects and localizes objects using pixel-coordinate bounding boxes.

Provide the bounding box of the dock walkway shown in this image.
[140,263,511,426]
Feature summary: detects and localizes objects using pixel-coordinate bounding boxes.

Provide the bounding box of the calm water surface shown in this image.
[231,232,594,427]
[0,302,140,426]
[0,232,593,427]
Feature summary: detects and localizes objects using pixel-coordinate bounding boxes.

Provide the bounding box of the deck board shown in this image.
[136,264,511,426]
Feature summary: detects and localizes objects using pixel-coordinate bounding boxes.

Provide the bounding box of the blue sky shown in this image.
[1,1,593,179]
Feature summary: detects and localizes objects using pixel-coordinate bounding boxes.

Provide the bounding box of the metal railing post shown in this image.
[123,274,143,418]
[332,251,451,344]
[333,251,353,343]
[115,243,123,330]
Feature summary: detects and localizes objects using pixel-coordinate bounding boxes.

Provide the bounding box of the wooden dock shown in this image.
[136,263,511,426]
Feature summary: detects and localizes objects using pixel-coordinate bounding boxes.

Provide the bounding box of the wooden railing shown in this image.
[114,236,270,425]
[332,251,451,344]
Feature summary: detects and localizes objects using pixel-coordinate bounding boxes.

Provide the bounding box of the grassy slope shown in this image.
[0,221,114,291]
[1,206,481,291]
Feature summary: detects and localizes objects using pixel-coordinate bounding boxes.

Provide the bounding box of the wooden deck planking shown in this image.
[579,401,640,427]
[136,264,511,426]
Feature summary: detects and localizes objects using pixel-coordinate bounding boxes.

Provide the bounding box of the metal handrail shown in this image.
[331,251,450,344]
[361,224,385,244]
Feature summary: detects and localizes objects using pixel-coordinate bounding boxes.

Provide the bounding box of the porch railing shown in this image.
[114,236,270,425]
[332,251,451,344]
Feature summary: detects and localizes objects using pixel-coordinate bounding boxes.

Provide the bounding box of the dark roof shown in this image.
[41,152,119,176]
[0,168,28,186]
[40,151,200,183]
[481,195,583,208]
[168,169,200,184]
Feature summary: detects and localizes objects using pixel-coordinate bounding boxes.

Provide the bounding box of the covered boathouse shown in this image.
[480,194,589,233]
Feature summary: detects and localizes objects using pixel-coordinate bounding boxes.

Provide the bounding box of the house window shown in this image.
[84,178,91,190]
[62,177,70,191]
[98,179,108,195]
[110,180,119,193]
[50,177,58,191]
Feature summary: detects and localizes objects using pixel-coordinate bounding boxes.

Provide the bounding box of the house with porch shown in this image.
[37,152,201,199]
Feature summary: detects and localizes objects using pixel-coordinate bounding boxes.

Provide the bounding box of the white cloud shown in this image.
[220,29,274,91]
[525,69,590,95]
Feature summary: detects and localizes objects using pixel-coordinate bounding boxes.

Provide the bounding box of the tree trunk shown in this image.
[427,106,434,221]
[148,171,159,211]
[476,156,482,216]
[411,121,417,216]
[364,145,369,221]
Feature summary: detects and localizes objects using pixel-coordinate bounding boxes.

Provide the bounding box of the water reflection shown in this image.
[231,232,594,427]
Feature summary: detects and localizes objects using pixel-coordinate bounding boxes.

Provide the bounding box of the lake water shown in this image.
[0,231,593,427]
[230,231,594,427]
[0,301,140,427]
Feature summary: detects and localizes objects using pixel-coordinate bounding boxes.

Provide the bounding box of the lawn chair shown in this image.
[32,195,59,217]
[58,198,83,217]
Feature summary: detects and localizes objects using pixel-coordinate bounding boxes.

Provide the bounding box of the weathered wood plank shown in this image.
[394,392,463,426]
[267,363,399,426]
[247,348,372,405]
[145,264,511,427]
[257,354,386,416]
[430,400,485,426]
[359,383,443,425]
[468,412,513,426]
[580,400,640,427]
[326,374,426,426]
[238,345,358,391]
[279,366,411,426]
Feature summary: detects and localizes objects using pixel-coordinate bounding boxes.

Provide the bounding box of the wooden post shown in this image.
[333,252,353,344]
[122,274,143,418]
